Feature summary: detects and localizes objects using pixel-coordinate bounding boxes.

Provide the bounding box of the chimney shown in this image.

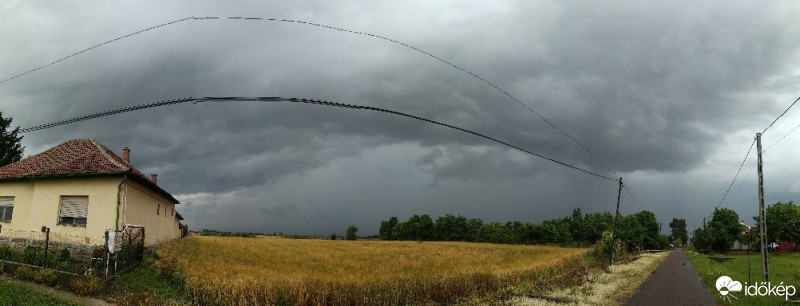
[122,147,130,163]
[150,174,158,185]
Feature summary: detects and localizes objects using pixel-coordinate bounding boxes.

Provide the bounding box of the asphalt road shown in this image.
[625,249,717,306]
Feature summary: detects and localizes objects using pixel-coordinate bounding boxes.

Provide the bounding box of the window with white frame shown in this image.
[0,197,13,222]
[58,196,88,226]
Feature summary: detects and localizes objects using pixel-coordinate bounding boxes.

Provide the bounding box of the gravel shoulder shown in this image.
[507,251,669,305]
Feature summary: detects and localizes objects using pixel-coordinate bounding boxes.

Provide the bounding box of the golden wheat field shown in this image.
[155,235,590,305]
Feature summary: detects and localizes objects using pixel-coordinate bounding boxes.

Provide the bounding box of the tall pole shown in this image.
[756,133,769,282]
[611,177,623,264]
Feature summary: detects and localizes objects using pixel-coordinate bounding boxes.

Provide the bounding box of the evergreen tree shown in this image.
[0,111,24,166]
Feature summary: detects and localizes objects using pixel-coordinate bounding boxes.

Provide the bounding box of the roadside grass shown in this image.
[506,251,669,305]
[102,260,189,305]
[0,278,81,306]
[155,235,594,305]
[688,251,800,305]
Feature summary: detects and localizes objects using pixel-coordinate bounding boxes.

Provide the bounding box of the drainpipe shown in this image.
[116,175,127,231]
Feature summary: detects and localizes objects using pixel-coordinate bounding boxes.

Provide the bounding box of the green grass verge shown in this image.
[688,251,800,305]
[102,261,188,305]
[0,279,81,306]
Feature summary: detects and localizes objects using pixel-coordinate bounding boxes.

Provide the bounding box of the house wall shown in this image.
[0,176,182,250]
[123,180,181,246]
[0,177,121,246]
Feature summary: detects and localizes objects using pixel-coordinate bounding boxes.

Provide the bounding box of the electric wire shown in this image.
[762,96,800,134]
[622,184,646,211]
[2,15,618,179]
[0,17,193,86]
[715,138,756,209]
[19,96,618,182]
[763,119,800,154]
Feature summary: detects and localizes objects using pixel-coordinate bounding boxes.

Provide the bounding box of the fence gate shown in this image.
[102,226,145,277]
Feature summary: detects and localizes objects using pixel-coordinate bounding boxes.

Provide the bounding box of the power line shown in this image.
[0,17,193,86]
[20,96,618,182]
[622,184,646,211]
[762,96,800,134]
[763,119,800,154]
[715,138,756,209]
[3,15,618,179]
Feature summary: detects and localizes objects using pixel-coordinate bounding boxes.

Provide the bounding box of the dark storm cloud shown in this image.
[2,1,800,235]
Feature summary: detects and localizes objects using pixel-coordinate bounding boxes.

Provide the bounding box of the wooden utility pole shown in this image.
[756,133,769,282]
[611,177,623,264]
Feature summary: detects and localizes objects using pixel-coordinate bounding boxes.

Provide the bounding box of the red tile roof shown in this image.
[0,139,178,203]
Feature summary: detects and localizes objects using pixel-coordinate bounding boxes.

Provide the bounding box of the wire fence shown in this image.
[0,226,145,278]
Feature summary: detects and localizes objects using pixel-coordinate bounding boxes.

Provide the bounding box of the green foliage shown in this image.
[199,229,256,238]
[709,208,740,253]
[377,209,657,248]
[345,225,359,240]
[616,215,644,252]
[0,245,12,260]
[634,211,661,250]
[58,248,71,262]
[0,111,24,167]
[762,201,800,244]
[0,278,81,305]
[669,218,688,245]
[379,217,398,240]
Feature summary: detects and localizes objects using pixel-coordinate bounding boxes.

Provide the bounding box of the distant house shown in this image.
[0,139,183,251]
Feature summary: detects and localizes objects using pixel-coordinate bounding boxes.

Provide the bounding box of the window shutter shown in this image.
[0,197,13,207]
[60,196,88,218]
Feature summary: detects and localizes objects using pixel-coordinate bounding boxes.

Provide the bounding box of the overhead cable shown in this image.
[0,17,193,86]
[715,138,756,209]
[20,96,618,182]
[3,15,618,178]
[762,96,800,134]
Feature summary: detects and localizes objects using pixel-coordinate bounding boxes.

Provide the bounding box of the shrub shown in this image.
[58,248,70,262]
[71,277,105,295]
[22,247,41,266]
[33,269,57,286]
[14,266,36,281]
[0,245,12,260]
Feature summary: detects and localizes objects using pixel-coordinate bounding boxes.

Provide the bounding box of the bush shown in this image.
[14,266,36,281]
[33,269,57,286]
[71,277,105,295]
[0,245,12,261]
[58,248,70,262]
[21,247,41,266]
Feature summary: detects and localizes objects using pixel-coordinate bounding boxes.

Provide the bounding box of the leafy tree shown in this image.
[741,223,759,251]
[691,225,712,252]
[764,201,800,243]
[379,217,398,240]
[433,214,470,241]
[345,225,358,240]
[634,211,661,250]
[466,218,483,242]
[569,208,585,244]
[669,218,688,246]
[538,218,572,244]
[0,111,24,167]
[478,222,505,243]
[584,212,613,243]
[617,215,645,252]
[709,208,740,253]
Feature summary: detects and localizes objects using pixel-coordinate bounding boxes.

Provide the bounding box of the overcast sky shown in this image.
[2,1,800,236]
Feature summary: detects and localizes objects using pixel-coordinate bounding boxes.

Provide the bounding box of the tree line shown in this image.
[692,201,800,253]
[379,208,671,251]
